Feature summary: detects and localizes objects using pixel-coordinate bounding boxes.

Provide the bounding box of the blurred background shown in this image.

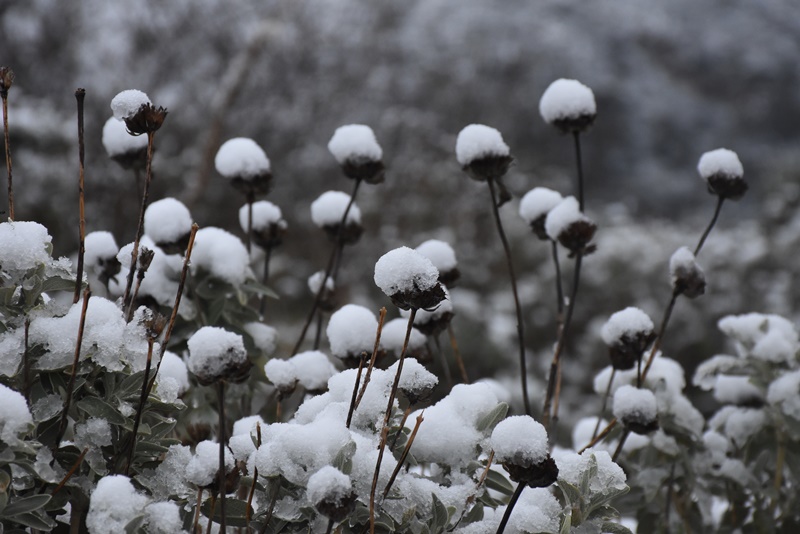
[3,0,800,422]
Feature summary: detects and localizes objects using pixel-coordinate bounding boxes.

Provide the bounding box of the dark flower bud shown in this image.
[698,148,747,201]
[539,79,597,135]
[311,191,363,246]
[374,247,446,311]
[0,67,15,96]
[124,103,168,136]
[328,125,385,184]
[545,197,597,256]
[613,385,659,435]
[601,307,656,371]
[456,124,514,184]
[215,137,272,196]
[187,327,252,386]
[519,187,564,241]
[491,416,558,488]
[669,247,706,299]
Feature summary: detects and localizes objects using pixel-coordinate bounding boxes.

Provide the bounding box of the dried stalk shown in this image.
[346,353,368,429]
[74,89,87,303]
[382,410,424,498]
[55,288,91,449]
[1,69,14,220]
[53,447,89,495]
[354,307,387,410]
[125,337,156,475]
[447,323,469,384]
[216,381,228,532]
[245,422,262,531]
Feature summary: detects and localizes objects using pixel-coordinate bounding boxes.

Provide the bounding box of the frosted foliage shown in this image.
[186,326,247,381]
[554,449,626,493]
[721,408,766,447]
[642,355,686,395]
[718,313,799,362]
[490,415,548,465]
[326,304,378,359]
[693,355,743,390]
[0,383,33,443]
[239,200,285,232]
[144,198,192,245]
[186,441,234,487]
[0,331,22,376]
[86,475,149,534]
[145,502,184,534]
[544,196,588,241]
[415,239,457,272]
[697,148,743,179]
[156,351,189,400]
[75,418,112,448]
[455,124,510,166]
[539,78,596,124]
[0,221,53,273]
[327,124,383,164]
[374,246,439,296]
[191,227,251,285]
[101,116,147,156]
[613,385,657,421]
[214,137,270,178]
[310,191,361,227]
[767,370,800,419]
[601,307,654,345]
[657,393,704,438]
[519,187,564,224]
[32,394,63,423]
[380,318,426,353]
[110,89,151,120]
[138,444,192,501]
[244,322,278,356]
[84,231,118,267]
[713,375,763,405]
[506,487,561,534]
[307,466,352,505]
[386,358,438,396]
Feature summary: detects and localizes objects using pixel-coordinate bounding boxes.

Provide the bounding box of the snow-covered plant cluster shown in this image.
[0,67,798,534]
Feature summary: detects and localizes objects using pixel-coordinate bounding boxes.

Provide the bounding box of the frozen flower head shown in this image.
[102,116,148,170]
[215,137,272,196]
[381,318,428,362]
[86,475,149,534]
[519,187,564,240]
[307,466,357,522]
[387,357,438,404]
[404,286,453,337]
[191,227,251,286]
[111,89,151,121]
[239,200,287,249]
[264,357,297,395]
[111,89,167,136]
[187,326,250,385]
[491,415,558,488]
[415,239,460,287]
[544,196,597,256]
[601,307,656,371]
[308,271,336,312]
[456,124,514,202]
[310,191,363,245]
[697,148,747,201]
[613,385,659,435]
[539,78,597,134]
[327,124,385,184]
[374,246,445,311]
[669,246,706,299]
[144,197,193,254]
[85,231,121,287]
[326,304,380,366]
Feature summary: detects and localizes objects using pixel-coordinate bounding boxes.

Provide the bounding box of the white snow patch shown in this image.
[307,465,352,505]
[239,200,285,233]
[600,307,654,346]
[519,187,564,224]
[215,137,270,178]
[327,124,382,164]
[455,124,510,166]
[697,148,743,180]
[326,304,379,360]
[191,227,251,285]
[310,191,361,227]
[186,326,247,382]
[374,246,439,297]
[613,385,657,422]
[86,475,149,534]
[102,116,148,156]
[490,415,549,465]
[544,196,589,241]
[110,89,151,121]
[539,78,596,124]
[144,197,192,246]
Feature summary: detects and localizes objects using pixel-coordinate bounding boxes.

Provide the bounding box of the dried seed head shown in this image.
[405,287,453,337]
[216,137,272,196]
[519,187,564,241]
[456,124,514,183]
[539,78,597,134]
[124,103,168,136]
[374,247,445,311]
[137,247,155,273]
[613,385,659,435]
[698,148,747,201]
[310,191,363,245]
[143,310,167,340]
[0,67,15,95]
[491,416,558,488]
[601,307,656,371]
[545,197,597,256]
[187,327,252,385]
[415,239,460,287]
[239,201,287,249]
[328,124,385,184]
[669,247,706,299]
[308,466,358,521]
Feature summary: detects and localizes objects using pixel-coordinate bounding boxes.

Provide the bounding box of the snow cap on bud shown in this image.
[415,239,459,287]
[239,200,287,249]
[386,357,438,405]
[613,385,659,435]
[102,117,148,169]
[539,78,597,134]
[215,137,272,195]
[519,187,564,240]
[455,124,514,196]
[187,326,251,385]
[326,304,380,366]
[111,89,151,121]
[327,124,385,184]
[601,307,656,370]
[490,415,558,488]
[669,246,706,298]
[374,246,445,311]
[697,148,747,200]
[144,198,193,254]
[544,196,597,256]
[310,191,363,245]
[307,466,357,522]
[308,271,336,312]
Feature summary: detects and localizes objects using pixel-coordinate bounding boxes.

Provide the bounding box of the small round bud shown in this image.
[310,191,363,245]
[519,187,564,240]
[415,239,460,287]
[0,67,15,95]
[697,148,747,200]
[490,415,558,488]
[601,307,656,371]
[386,357,438,405]
[544,196,597,256]
[539,78,597,134]
[455,124,513,182]
[669,247,706,299]
[187,327,251,385]
[307,466,357,522]
[239,200,287,249]
[613,385,659,435]
[144,198,193,254]
[374,247,445,311]
[327,124,385,184]
[326,304,380,367]
[215,137,272,196]
[111,89,151,121]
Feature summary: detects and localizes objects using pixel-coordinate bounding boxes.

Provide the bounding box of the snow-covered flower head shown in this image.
[387,357,438,404]
[326,304,380,365]
[455,124,513,184]
[307,466,357,521]
[102,116,148,169]
[601,307,656,370]
[415,239,459,287]
[403,285,453,337]
[490,415,558,488]
[669,246,706,299]
[374,246,445,311]
[239,200,287,249]
[519,187,564,240]
[327,124,385,184]
[697,148,747,201]
[111,89,151,121]
[308,270,336,311]
[539,78,597,134]
[84,231,121,288]
[215,137,272,195]
[111,89,167,136]
[144,198,193,254]
[86,475,149,534]
[544,196,597,256]
[187,326,250,385]
[191,227,251,286]
[310,191,363,245]
[613,385,659,435]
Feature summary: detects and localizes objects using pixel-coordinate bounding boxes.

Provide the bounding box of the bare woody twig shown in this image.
[354,307,387,410]
[1,67,14,220]
[74,89,87,303]
[382,410,424,498]
[55,288,91,449]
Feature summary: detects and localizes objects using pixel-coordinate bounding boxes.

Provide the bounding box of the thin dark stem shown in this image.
[246,191,254,254]
[551,240,565,323]
[346,353,367,429]
[245,423,262,531]
[217,381,227,532]
[612,429,629,462]
[487,178,530,416]
[126,338,155,475]
[592,368,615,441]
[258,480,281,534]
[383,410,424,498]
[389,406,412,452]
[433,334,453,389]
[2,90,14,220]
[74,89,86,304]
[694,196,724,256]
[573,132,585,211]
[259,246,272,317]
[193,488,203,534]
[313,311,324,351]
[56,289,91,449]
[495,481,526,534]
[123,131,156,313]
[53,447,88,495]
[292,179,361,355]
[542,252,584,431]
[206,494,216,534]
[354,308,387,410]
[325,518,334,534]
[447,323,469,384]
[22,319,30,402]
[579,418,616,454]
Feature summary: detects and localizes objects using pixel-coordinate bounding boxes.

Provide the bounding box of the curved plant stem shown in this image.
[579,418,617,454]
[573,132,585,211]
[447,323,469,384]
[694,196,724,255]
[495,481,526,534]
[292,179,361,355]
[245,423,262,531]
[325,518,334,534]
[487,178,530,416]
[125,338,156,475]
[2,82,14,220]
[346,353,368,429]
[55,288,91,449]
[74,89,87,303]
[193,488,203,534]
[612,429,629,462]
[217,381,227,532]
[246,190,254,254]
[383,411,424,498]
[22,319,30,402]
